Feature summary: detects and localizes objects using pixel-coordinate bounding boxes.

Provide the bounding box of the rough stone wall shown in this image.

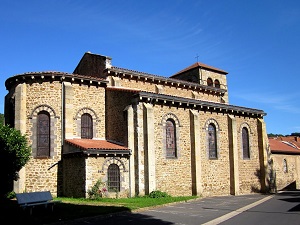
[198,111,231,197]
[201,69,228,103]
[236,117,261,194]
[115,77,222,103]
[63,157,86,198]
[25,81,62,196]
[152,105,193,196]
[171,68,228,103]
[152,105,234,197]
[72,84,105,139]
[105,90,133,144]
[271,154,299,190]
[86,156,130,198]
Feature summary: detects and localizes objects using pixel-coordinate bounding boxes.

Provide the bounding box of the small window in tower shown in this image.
[214,79,220,88]
[207,78,213,86]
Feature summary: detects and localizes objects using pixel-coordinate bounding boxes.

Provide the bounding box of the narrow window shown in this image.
[81,113,93,139]
[283,159,288,173]
[107,164,120,192]
[208,123,217,159]
[207,78,213,86]
[166,119,177,158]
[37,111,50,157]
[214,79,220,88]
[242,127,250,159]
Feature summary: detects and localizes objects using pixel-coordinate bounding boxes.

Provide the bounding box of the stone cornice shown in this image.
[5,71,108,90]
[134,92,266,118]
[106,67,227,96]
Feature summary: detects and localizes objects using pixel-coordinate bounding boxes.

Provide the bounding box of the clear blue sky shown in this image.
[0,0,299,135]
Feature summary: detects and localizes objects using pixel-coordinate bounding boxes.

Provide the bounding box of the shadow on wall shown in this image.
[251,165,297,193]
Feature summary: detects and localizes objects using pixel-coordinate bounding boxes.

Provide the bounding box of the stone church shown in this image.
[5,51,274,198]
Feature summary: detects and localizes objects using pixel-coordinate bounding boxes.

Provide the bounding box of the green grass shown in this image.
[2,195,199,224]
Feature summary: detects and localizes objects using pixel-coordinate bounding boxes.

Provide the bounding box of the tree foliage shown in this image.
[0,124,31,197]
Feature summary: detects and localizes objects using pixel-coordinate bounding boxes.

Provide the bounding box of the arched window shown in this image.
[37,111,50,157]
[166,119,177,158]
[107,164,120,192]
[81,113,93,139]
[214,79,220,88]
[242,127,250,159]
[207,78,213,86]
[208,123,217,159]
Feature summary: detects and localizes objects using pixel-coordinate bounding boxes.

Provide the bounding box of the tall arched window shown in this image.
[242,127,250,159]
[166,119,177,158]
[214,79,220,88]
[207,78,213,86]
[208,123,217,159]
[37,111,50,157]
[81,113,93,139]
[107,164,120,192]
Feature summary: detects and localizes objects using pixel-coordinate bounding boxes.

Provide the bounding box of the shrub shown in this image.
[148,190,170,198]
[87,179,108,199]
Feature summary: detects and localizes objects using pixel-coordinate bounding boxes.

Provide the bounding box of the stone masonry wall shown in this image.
[71,84,106,139]
[236,117,262,194]
[25,81,62,196]
[271,154,299,191]
[115,76,222,103]
[86,156,130,198]
[105,90,133,144]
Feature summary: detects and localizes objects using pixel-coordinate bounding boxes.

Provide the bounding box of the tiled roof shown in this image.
[275,136,300,149]
[269,138,300,155]
[65,139,129,151]
[171,62,228,77]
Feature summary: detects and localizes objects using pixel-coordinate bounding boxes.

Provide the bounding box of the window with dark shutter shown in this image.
[166,119,177,158]
[108,164,120,192]
[208,123,217,159]
[37,111,50,157]
[81,113,93,139]
[242,127,250,159]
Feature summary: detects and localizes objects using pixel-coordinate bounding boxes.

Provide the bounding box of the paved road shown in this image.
[51,191,300,225]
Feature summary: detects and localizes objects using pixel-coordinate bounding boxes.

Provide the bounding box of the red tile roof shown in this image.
[269,138,300,155]
[275,136,300,149]
[171,62,228,77]
[65,139,129,151]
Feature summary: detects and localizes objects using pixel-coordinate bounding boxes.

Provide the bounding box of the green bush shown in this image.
[5,191,16,199]
[87,179,108,199]
[148,190,170,198]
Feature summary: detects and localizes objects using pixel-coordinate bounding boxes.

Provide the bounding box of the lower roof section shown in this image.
[64,139,131,157]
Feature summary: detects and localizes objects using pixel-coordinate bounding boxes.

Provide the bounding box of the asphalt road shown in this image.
[51,191,300,225]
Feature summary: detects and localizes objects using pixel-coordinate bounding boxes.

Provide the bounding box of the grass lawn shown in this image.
[2,195,199,224]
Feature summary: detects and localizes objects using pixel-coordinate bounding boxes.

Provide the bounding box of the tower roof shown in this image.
[171,62,228,78]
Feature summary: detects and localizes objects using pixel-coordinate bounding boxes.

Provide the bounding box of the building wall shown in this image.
[236,117,262,194]
[271,154,300,190]
[71,83,106,139]
[6,65,273,199]
[114,76,223,103]
[24,81,63,196]
[63,156,86,198]
[105,89,133,144]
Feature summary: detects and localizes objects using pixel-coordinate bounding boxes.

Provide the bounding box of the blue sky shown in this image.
[0,0,299,135]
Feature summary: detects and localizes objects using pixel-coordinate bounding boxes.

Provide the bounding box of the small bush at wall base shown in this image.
[148,190,170,198]
[87,180,108,199]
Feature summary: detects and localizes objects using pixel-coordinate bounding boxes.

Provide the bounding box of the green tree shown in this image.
[0,124,31,198]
